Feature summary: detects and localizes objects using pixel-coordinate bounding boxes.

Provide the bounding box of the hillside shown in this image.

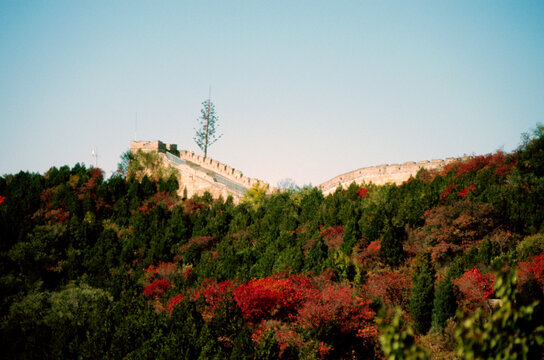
[1,126,544,359]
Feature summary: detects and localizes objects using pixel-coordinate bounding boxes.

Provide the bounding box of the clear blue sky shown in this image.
[1,1,543,186]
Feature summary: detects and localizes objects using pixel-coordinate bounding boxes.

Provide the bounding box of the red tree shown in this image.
[143,278,172,298]
[518,254,544,291]
[453,267,495,311]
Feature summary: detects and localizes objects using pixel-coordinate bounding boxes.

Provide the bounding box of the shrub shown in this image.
[143,278,172,298]
[453,267,495,312]
[455,271,544,359]
[363,271,412,310]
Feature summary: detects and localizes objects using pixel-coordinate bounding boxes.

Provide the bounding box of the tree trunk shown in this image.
[204,101,210,158]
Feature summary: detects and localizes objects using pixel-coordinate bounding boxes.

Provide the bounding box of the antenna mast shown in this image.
[91,148,99,168]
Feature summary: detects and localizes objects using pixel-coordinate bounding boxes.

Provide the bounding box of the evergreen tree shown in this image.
[379,225,405,267]
[432,276,458,330]
[194,98,222,158]
[410,252,436,334]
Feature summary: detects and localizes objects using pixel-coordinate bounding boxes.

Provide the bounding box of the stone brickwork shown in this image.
[319,156,473,195]
[177,150,269,190]
[131,140,471,200]
[130,140,273,202]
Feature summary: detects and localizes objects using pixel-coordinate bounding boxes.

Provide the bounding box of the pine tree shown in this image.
[410,252,436,334]
[194,99,222,158]
[432,275,458,330]
[379,225,405,266]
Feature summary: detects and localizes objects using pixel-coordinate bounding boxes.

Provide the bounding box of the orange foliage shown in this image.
[363,271,412,309]
[320,225,345,249]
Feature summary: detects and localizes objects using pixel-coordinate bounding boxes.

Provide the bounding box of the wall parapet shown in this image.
[319,156,472,195]
[130,141,275,199]
[178,150,274,192]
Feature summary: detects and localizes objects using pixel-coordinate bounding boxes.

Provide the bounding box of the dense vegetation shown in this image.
[1,126,544,359]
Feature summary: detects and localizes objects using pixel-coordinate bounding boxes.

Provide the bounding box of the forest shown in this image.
[1,126,544,359]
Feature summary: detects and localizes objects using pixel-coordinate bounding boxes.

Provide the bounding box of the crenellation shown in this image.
[132,140,472,201]
[136,140,274,202]
[320,156,473,195]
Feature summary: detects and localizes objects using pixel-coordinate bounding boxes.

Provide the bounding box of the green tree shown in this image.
[410,252,436,334]
[241,182,269,209]
[432,275,458,330]
[194,98,222,158]
[379,307,430,360]
[379,225,405,267]
[455,270,544,359]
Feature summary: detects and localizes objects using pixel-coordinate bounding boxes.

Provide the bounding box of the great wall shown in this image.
[131,140,472,201]
[319,156,473,195]
[131,140,277,202]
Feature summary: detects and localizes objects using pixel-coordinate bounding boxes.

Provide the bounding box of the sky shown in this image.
[1,1,543,187]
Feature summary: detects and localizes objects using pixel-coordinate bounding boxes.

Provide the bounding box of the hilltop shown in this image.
[1,126,543,359]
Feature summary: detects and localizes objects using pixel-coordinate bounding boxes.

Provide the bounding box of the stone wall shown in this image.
[131,140,471,200]
[159,153,245,202]
[130,140,274,203]
[319,156,473,195]
[131,140,168,153]
[178,150,274,191]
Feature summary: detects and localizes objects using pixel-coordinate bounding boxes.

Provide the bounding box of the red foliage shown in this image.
[0,195,5,206]
[181,236,217,253]
[458,184,476,198]
[166,293,185,311]
[453,267,495,311]
[440,183,457,203]
[296,282,376,339]
[139,191,176,213]
[318,341,333,358]
[192,279,235,320]
[457,156,492,176]
[416,168,440,183]
[233,275,314,324]
[518,254,544,291]
[143,278,172,298]
[358,187,369,198]
[440,162,462,177]
[353,240,381,269]
[251,320,305,357]
[438,152,516,182]
[363,271,412,308]
[429,241,462,265]
[49,207,70,223]
[182,199,206,214]
[183,266,193,280]
[320,225,345,249]
[77,169,102,201]
[36,186,70,224]
[145,261,178,282]
[457,151,515,178]
[365,240,381,257]
[422,200,496,247]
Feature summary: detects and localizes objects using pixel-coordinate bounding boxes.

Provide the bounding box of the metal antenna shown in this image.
[91,148,99,168]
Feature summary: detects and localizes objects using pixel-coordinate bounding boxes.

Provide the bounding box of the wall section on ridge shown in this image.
[130,140,274,203]
[319,157,473,195]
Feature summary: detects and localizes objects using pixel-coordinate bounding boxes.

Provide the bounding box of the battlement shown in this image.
[177,150,269,190]
[319,156,473,195]
[131,141,471,199]
[130,140,274,201]
[131,140,179,156]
